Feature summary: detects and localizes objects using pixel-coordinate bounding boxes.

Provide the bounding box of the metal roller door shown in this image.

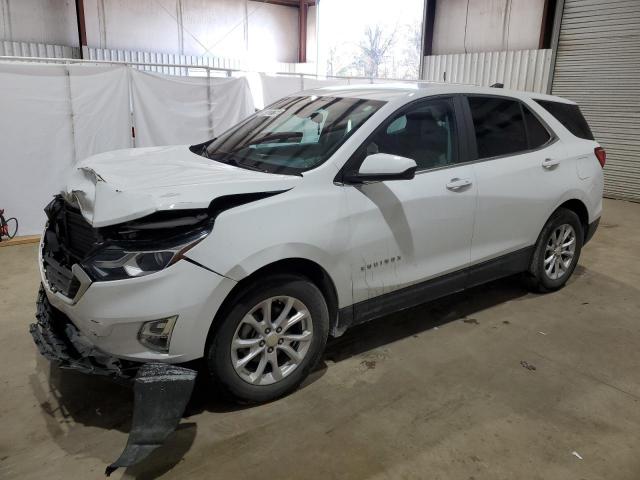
[551,0,640,201]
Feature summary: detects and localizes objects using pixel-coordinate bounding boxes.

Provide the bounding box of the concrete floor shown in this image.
[1,198,640,480]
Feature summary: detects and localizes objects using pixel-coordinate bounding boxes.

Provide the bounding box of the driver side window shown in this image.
[365,98,458,171]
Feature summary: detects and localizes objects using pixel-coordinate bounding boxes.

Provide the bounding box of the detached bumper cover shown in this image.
[30,285,198,474]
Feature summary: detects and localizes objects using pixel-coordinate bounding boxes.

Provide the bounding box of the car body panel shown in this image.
[344,164,477,303]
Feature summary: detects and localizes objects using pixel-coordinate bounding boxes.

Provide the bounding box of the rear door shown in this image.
[464,95,568,267]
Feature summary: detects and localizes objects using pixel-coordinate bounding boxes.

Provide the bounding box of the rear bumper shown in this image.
[584,217,600,245]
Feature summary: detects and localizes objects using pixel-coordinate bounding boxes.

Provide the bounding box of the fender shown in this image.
[223,243,352,309]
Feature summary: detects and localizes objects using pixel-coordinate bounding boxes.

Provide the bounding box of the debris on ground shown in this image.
[463,318,479,325]
[520,360,536,371]
[571,451,584,460]
[538,331,548,335]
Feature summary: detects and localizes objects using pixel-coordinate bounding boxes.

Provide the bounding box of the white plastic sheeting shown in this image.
[260,73,350,107]
[0,63,75,237]
[131,71,254,147]
[0,63,255,235]
[69,65,132,161]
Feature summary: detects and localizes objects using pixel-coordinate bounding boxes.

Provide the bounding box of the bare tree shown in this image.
[354,25,396,78]
[401,20,422,80]
[326,45,338,76]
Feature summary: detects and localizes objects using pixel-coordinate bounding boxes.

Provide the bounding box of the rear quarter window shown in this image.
[534,100,594,141]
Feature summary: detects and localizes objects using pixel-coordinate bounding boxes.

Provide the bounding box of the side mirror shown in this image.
[343,153,417,184]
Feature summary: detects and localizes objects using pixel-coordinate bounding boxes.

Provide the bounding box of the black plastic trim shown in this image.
[334,246,534,335]
[584,217,600,245]
[342,166,417,184]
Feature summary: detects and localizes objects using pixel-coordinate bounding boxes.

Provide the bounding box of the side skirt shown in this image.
[333,246,534,336]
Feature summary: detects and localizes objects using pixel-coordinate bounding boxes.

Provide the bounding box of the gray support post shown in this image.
[207,68,214,138]
[65,62,79,163]
[546,0,565,94]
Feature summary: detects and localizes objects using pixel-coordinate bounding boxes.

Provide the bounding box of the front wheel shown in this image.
[206,275,329,403]
[526,208,584,292]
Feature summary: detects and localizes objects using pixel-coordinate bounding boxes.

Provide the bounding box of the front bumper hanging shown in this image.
[30,286,198,475]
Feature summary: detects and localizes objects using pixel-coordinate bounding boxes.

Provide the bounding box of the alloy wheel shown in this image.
[544,223,577,280]
[231,296,314,385]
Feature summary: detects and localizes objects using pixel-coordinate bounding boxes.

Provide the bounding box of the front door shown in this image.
[341,97,477,304]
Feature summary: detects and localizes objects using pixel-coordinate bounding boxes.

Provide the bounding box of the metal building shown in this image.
[551,0,640,201]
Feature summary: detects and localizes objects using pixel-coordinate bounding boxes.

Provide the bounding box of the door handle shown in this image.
[542,157,560,169]
[446,178,472,191]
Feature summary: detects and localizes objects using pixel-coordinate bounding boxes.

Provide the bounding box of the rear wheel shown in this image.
[206,275,329,403]
[526,208,584,292]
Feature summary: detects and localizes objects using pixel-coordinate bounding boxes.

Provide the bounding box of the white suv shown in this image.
[33,84,604,403]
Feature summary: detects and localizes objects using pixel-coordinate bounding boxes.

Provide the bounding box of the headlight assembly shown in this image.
[83,231,207,281]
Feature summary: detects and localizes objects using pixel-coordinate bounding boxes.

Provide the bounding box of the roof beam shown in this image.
[298,0,308,62]
[75,0,87,58]
[249,0,316,7]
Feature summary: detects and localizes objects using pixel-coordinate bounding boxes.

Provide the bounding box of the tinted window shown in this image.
[523,106,552,148]
[199,96,385,174]
[535,100,594,140]
[468,97,527,158]
[363,99,457,170]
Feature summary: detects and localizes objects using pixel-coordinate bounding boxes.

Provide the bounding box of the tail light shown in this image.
[594,147,606,168]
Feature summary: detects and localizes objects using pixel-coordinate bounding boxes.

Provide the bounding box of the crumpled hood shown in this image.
[63,145,301,227]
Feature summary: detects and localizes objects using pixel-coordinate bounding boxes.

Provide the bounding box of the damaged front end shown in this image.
[31,195,207,474]
[31,286,198,476]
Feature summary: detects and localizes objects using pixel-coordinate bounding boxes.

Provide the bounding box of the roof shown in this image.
[300,82,576,105]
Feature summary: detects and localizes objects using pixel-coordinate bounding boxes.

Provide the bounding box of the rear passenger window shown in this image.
[535,100,594,140]
[468,97,528,158]
[523,106,552,148]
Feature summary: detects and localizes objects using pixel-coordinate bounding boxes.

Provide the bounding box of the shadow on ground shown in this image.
[32,273,534,478]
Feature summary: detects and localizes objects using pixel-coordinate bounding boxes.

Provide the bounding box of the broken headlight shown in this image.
[84,231,207,281]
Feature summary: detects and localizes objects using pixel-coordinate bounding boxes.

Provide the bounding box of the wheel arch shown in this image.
[556,198,589,239]
[206,257,341,346]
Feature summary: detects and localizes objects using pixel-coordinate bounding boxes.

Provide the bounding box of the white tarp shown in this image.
[260,73,358,107]
[0,63,75,236]
[0,63,131,235]
[131,70,254,147]
[260,73,304,107]
[69,65,132,161]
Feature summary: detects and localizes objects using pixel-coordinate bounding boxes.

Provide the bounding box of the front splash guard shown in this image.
[105,363,197,476]
[31,286,198,474]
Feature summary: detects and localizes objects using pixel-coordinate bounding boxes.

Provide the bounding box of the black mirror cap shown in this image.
[342,166,416,184]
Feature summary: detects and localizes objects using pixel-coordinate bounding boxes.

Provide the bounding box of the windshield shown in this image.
[198,95,385,175]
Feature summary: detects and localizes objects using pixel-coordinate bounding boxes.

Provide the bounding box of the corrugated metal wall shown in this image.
[83,47,302,76]
[422,49,552,93]
[551,0,640,202]
[0,40,79,59]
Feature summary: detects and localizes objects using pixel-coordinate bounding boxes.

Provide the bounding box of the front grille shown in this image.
[42,197,99,299]
[61,206,99,260]
[43,254,81,298]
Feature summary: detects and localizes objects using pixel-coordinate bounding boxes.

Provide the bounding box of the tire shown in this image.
[526,208,584,293]
[206,274,329,403]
